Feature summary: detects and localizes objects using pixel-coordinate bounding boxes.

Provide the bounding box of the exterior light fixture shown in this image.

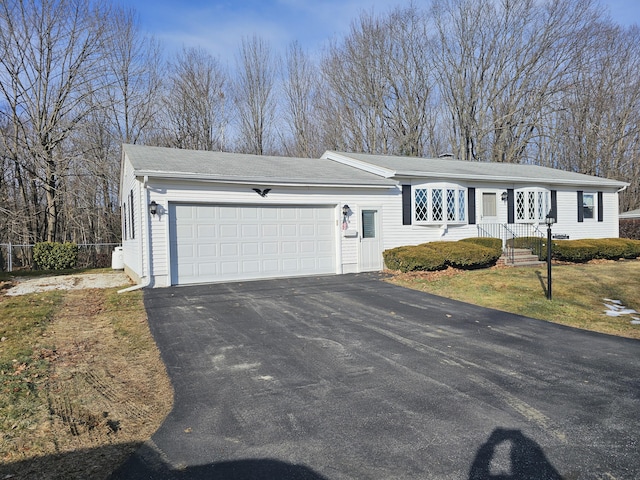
[545,211,555,300]
[342,204,350,216]
[149,201,158,216]
[501,191,508,202]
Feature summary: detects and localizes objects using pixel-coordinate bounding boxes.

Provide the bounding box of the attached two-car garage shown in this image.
[169,204,337,285]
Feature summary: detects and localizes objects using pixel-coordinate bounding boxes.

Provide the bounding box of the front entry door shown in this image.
[480,192,498,223]
[360,208,382,271]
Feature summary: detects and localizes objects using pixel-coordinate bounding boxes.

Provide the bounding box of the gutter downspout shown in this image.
[118,175,153,293]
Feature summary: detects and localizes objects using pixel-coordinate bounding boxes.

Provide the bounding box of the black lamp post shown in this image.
[545,212,556,300]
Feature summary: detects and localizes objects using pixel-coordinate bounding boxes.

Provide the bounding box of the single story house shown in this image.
[119,144,628,288]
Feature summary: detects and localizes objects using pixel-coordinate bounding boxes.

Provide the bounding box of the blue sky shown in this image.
[122,0,640,66]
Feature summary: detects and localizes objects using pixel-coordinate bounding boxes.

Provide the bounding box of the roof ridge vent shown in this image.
[438,152,454,158]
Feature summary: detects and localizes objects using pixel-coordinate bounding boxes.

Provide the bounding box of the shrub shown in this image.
[550,238,640,262]
[427,241,501,269]
[552,240,599,263]
[383,245,447,273]
[33,242,78,270]
[384,239,502,272]
[593,238,637,260]
[459,237,503,256]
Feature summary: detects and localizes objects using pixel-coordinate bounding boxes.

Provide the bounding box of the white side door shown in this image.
[359,208,383,272]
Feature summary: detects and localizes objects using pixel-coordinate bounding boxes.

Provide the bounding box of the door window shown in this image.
[362,210,376,238]
[482,193,497,217]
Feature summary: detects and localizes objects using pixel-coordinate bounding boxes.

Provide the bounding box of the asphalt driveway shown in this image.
[112,273,640,479]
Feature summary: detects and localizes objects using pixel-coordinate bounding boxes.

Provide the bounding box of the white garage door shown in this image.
[169,204,337,285]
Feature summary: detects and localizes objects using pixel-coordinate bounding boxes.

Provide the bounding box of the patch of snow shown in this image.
[603,299,639,324]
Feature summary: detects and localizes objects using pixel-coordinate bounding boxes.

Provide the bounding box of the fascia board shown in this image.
[118,152,129,204]
[135,171,397,189]
[394,172,629,188]
[321,151,396,178]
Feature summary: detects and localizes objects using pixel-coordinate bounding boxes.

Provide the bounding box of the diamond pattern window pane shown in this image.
[415,189,429,221]
[447,189,456,221]
[528,192,535,220]
[537,191,545,220]
[458,190,466,222]
[516,192,525,220]
[432,189,443,221]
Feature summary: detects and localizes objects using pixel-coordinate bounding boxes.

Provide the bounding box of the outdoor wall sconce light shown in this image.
[342,204,350,216]
[149,201,158,216]
[501,191,508,202]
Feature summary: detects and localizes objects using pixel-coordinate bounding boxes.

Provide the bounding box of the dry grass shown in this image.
[0,286,173,479]
[388,259,640,339]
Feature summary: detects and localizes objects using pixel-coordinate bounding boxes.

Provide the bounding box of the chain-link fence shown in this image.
[0,243,121,272]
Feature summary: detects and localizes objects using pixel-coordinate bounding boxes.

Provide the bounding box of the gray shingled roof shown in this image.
[620,208,640,219]
[325,151,628,188]
[122,144,396,187]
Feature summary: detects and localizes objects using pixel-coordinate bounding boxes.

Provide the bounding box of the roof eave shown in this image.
[134,170,396,189]
[393,171,628,188]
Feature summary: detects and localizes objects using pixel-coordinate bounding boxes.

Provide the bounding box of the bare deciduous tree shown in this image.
[162,47,228,151]
[234,35,277,155]
[280,41,320,158]
[0,0,114,242]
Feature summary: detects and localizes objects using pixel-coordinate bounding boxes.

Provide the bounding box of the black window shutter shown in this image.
[577,191,584,222]
[467,188,476,224]
[507,189,514,224]
[598,191,603,222]
[551,190,557,220]
[402,185,412,225]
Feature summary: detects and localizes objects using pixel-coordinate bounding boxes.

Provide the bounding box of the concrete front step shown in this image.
[498,248,545,267]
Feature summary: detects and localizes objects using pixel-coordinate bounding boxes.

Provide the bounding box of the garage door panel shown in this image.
[220,208,238,219]
[280,209,297,220]
[177,244,195,258]
[241,224,259,237]
[196,207,215,220]
[299,224,315,236]
[280,224,297,236]
[220,261,239,274]
[262,225,278,236]
[261,208,277,220]
[300,241,315,253]
[262,259,279,272]
[220,225,238,237]
[263,242,278,255]
[282,258,298,271]
[220,243,238,256]
[197,225,216,238]
[281,242,298,254]
[241,207,258,219]
[198,263,218,275]
[242,243,259,255]
[170,204,336,285]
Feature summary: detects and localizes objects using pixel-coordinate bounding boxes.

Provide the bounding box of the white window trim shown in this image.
[413,183,467,226]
